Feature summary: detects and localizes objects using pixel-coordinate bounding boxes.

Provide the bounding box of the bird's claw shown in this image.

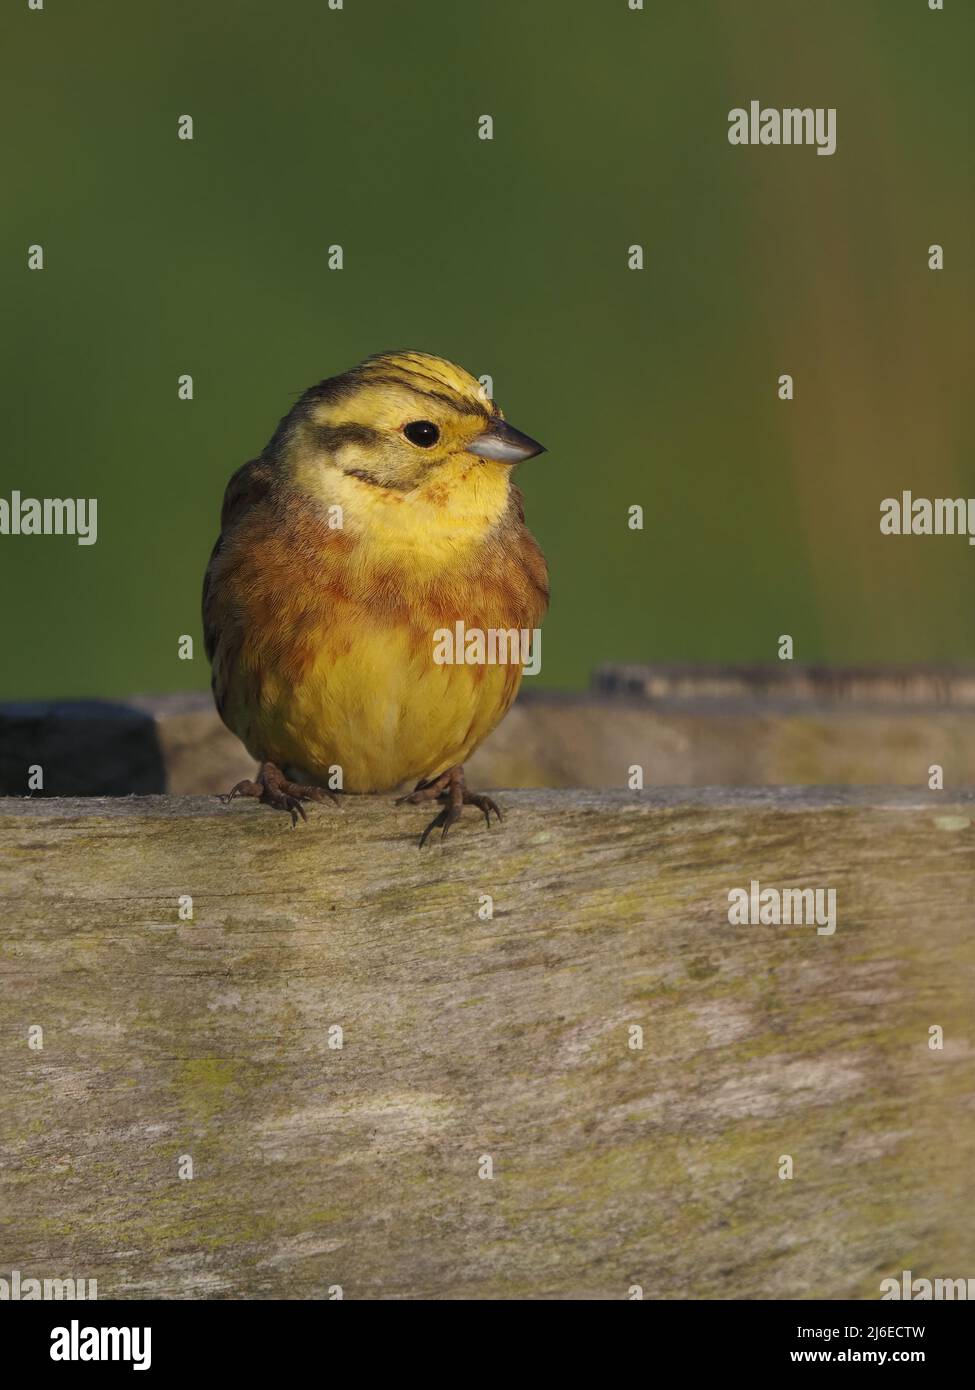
[398,766,503,847]
[218,764,336,826]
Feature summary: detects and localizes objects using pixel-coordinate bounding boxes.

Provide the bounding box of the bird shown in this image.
[202,350,549,845]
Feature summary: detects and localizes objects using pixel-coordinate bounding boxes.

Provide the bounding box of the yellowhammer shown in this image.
[202,351,549,844]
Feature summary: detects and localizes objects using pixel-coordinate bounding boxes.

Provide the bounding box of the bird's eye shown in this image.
[403,420,440,448]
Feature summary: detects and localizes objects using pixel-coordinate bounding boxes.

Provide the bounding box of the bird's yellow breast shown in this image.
[251,611,522,792]
[211,457,544,793]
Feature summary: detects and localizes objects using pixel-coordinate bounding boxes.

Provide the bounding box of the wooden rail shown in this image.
[3,795,968,1301]
[1,788,972,1298]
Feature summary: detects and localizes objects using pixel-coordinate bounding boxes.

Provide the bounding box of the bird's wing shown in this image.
[202,458,275,664]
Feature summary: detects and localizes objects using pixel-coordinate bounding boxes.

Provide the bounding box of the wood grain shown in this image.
[1,789,972,1299]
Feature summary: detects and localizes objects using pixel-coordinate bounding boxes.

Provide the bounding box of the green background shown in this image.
[2,0,972,698]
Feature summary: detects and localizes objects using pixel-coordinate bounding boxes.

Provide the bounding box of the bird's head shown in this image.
[273,351,545,497]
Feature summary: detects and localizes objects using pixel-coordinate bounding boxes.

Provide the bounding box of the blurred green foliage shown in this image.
[2,0,972,698]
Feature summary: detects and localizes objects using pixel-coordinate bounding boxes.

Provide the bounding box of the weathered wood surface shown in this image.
[1,789,973,1300]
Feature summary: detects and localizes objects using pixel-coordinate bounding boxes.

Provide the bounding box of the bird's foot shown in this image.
[395,765,502,847]
[220,761,338,828]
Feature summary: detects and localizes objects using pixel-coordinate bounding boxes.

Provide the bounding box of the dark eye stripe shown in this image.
[311,423,383,451]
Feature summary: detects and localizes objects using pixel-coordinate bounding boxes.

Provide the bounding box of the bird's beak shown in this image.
[467,418,546,463]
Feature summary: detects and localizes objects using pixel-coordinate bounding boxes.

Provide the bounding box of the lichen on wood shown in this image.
[0,789,972,1299]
